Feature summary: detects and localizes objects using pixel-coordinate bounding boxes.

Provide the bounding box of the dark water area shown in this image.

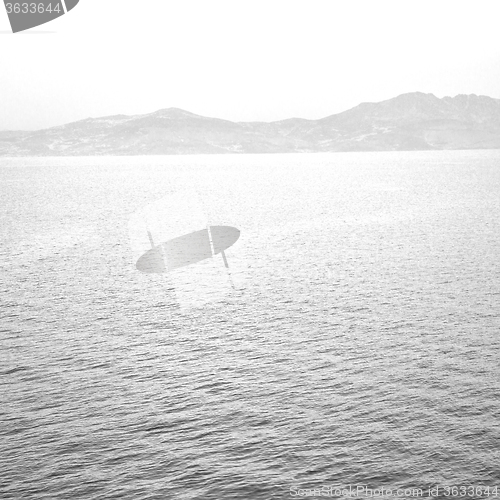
[1,151,500,499]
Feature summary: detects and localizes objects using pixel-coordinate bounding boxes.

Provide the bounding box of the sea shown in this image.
[1,150,499,500]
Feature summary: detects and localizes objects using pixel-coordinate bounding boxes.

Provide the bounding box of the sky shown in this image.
[0,0,499,130]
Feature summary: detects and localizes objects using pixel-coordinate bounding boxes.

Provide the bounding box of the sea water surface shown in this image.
[1,151,500,499]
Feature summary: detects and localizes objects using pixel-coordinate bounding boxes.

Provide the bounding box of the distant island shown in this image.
[1,92,500,156]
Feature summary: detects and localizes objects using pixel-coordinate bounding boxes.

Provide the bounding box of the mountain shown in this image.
[1,92,500,156]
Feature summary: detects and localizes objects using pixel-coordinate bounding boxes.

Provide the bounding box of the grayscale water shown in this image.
[1,151,500,499]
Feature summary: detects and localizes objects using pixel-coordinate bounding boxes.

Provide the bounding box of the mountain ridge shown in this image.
[1,92,500,156]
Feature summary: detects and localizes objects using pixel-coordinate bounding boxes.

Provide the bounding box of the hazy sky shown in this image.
[1,0,499,130]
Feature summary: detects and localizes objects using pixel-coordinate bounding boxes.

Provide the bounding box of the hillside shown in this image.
[1,92,499,155]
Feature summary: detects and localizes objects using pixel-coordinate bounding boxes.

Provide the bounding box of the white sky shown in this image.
[1,0,499,130]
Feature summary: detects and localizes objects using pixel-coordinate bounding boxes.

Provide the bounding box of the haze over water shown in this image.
[1,151,500,499]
